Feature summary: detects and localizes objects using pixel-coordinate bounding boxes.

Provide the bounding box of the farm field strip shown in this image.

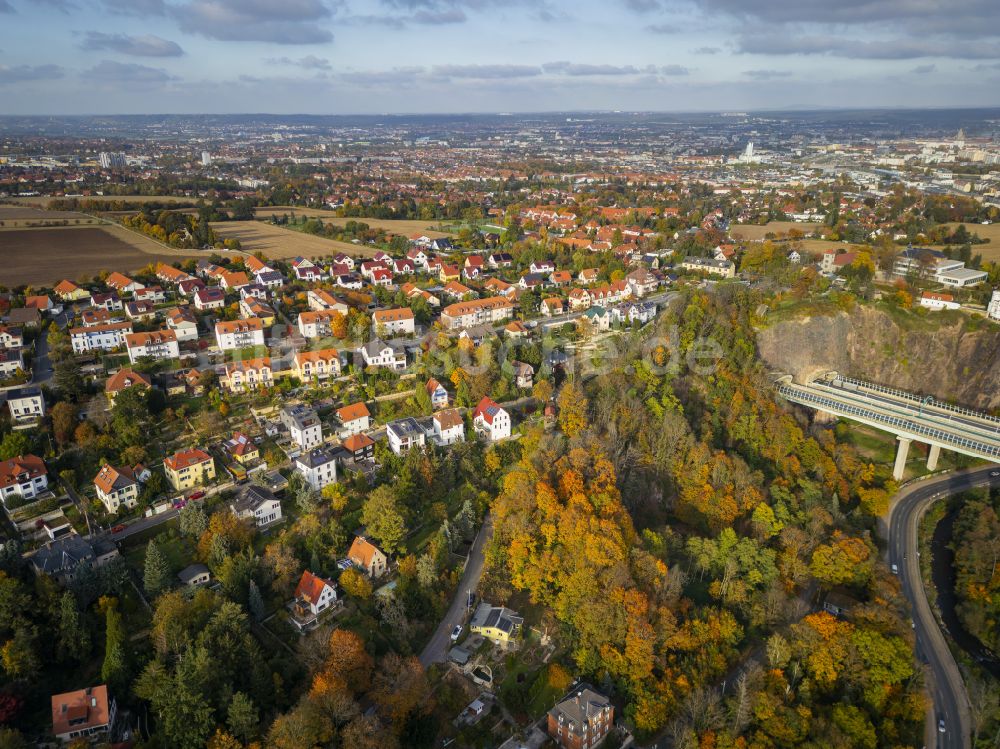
[1,226,204,286]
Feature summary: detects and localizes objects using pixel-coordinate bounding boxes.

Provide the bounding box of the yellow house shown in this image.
[239,297,276,327]
[54,279,90,302]
[469,603,523,645]
[164,448,215,491]
[439,264,461,283]
[225,432,259,466]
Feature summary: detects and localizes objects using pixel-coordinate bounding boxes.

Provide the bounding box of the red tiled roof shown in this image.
[0,454,46,489]
[295,570,333,604]
[337,401,370,422]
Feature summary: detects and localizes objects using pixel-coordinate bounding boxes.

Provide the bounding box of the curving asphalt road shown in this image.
[419,513,493,668]
[887,465,1000,749]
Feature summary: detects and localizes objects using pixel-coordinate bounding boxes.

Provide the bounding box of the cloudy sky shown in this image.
[0,0,998,114]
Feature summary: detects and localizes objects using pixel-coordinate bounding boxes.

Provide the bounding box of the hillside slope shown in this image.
[756,305,1000,411]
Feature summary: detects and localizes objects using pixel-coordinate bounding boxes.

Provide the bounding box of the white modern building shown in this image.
[360,338,406,370]
[386,417,426,455]
[988,289,1000,321]
[70,322,133,353]
[230,484,283,527]
[432,409,465,446]
[294,447,338,491]
[6,386,44,425]
[280,404,323,450]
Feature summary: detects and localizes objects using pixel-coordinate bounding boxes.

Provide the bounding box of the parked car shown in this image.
[188,490,206,500]
[450,625,463,642]
[111,524,126,534]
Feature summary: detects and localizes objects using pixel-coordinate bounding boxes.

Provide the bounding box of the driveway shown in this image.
[419,513,493,668]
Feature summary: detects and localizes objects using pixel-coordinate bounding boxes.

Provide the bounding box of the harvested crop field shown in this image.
[0,204,100,228]
[251,208,453,238]
[935,222,1000,262]
[7,194,200,207]
[210,221,380,259]
[731,221,822,240]
[1,226,203,286]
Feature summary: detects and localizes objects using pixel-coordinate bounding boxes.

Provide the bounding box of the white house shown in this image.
[919,291,960,311]
[426,378,449,408]
[280,404,323,449]
[193,287,227,311]
[361,338,406,370]
[294,447,338,491]
[126,329,180,364]
[473,396,511,441]
[988,289,1000,321]
[297,310,344,339]
[433,409,465,446]
[165,308,199,342]
[292,257,325,282]
[336,402,371,436]
[386,417,426,455]
[0,325,24,350]
[70,322,132,353]
[230,484,283,527]
[307,289,349,313]
[290,570,338,630]
[6,386,45,425]
[371,308,416,336]
[215,319,265,351]
[94,464,142,514]
[0,454,48,504]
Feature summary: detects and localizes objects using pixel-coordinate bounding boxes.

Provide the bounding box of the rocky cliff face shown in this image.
[756,306,1000,411]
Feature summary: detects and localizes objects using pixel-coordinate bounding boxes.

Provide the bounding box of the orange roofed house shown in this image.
[294,348,341,381]
[371,307,416,336]
[54,280,90,302]
[289,570,339,631]
[336,401,371,436]
[51,684,116,743]
[104,367,151,405]
[347,536,388,578]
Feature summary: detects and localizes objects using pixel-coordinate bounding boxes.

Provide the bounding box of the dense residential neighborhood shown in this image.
[0,108,998,749]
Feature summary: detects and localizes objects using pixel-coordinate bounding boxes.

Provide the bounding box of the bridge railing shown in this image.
[777,385,1000,459]
[825,375,1000,426]
[809,381,1000,442]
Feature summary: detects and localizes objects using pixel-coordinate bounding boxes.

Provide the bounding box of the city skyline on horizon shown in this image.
[1,0,999,115]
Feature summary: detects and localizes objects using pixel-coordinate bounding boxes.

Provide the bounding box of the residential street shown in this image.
[30,314,57,385]
[419,513,494,668]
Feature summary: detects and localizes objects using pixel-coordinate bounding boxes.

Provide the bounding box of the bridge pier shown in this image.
[927,443,941,471]
[893,437,911,481]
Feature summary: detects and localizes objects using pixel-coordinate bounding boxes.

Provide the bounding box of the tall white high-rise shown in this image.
[742,141,754,161]
[99,152,126,169]
[201,151,212,166]
[988,289,1000,321]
